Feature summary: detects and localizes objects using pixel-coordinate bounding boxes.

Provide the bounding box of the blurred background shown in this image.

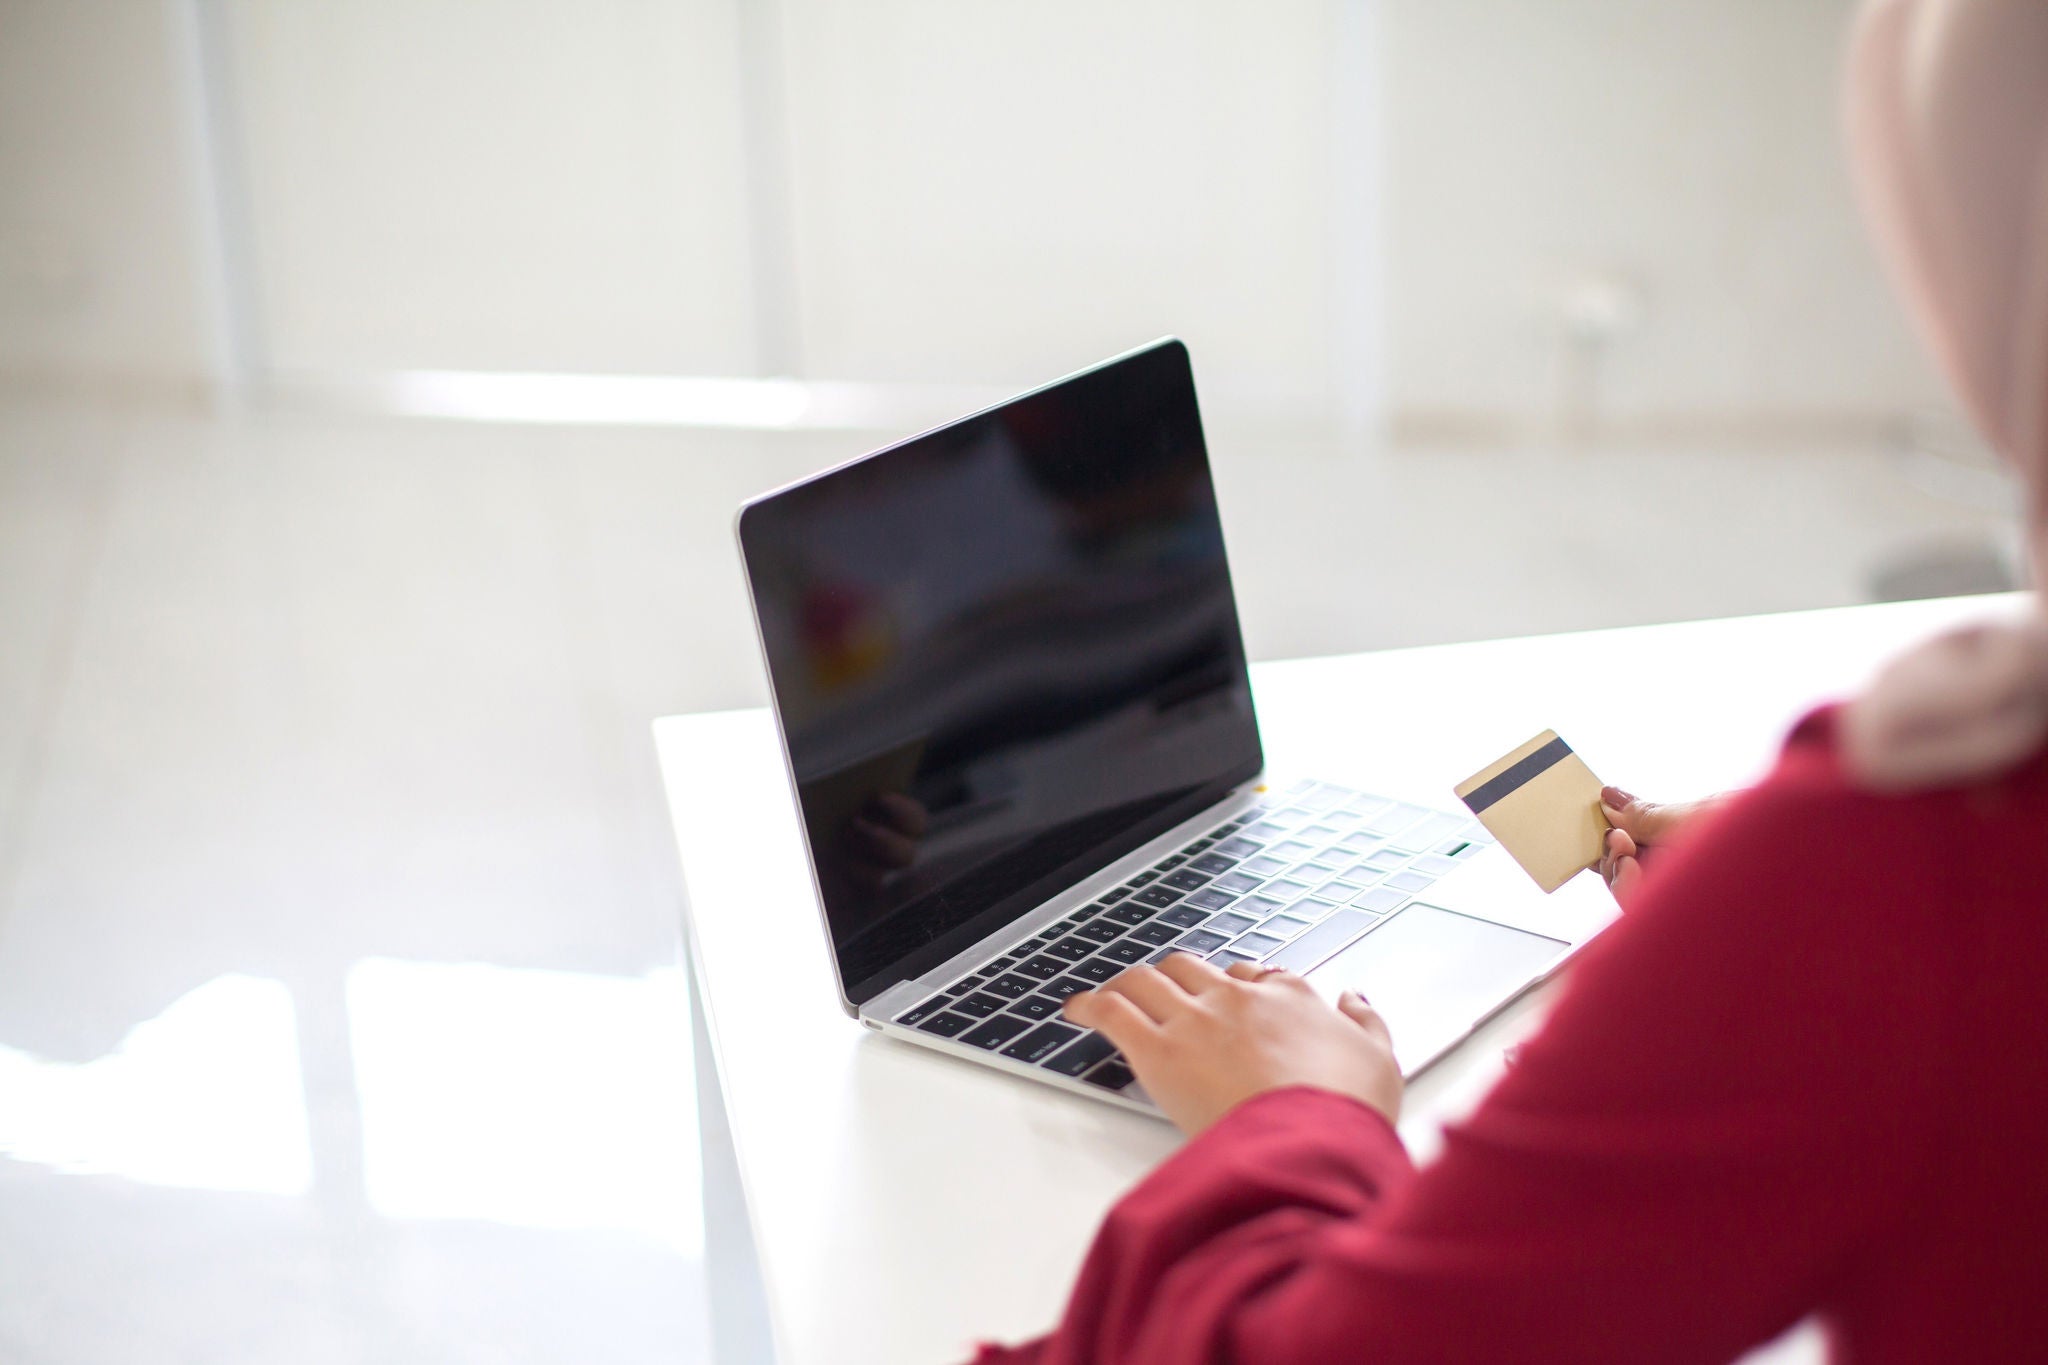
[0,2,2025,1363]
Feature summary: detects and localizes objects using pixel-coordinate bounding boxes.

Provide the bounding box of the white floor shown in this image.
[0,395,2017,1364]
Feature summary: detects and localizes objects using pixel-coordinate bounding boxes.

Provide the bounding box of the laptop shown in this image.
[736,339,1618,1115]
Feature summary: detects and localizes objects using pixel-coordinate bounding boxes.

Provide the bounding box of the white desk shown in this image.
[655,595,2016,1365]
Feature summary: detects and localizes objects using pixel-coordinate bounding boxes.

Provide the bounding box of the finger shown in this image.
[1155,951,1230,995]
[1609,853,1644,906]
[1224,960,1278,983]
[1337,990,1392,1045]
[1062,989,1162,1063]
[869,792,929,836]
[1099,964,1198,1024]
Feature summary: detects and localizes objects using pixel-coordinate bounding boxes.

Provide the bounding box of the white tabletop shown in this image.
[654,594,2018,1365]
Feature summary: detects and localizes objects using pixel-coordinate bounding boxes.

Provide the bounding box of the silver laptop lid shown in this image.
[735,339,1265,1011]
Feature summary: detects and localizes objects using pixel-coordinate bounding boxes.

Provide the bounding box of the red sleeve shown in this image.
[974,723,1953,1364]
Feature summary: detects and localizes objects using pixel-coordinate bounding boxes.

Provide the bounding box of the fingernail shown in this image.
[1600,804,1623,824]
[1601,786,1635,808]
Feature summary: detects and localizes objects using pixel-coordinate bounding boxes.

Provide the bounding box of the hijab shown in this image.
[1840,0,2048,789]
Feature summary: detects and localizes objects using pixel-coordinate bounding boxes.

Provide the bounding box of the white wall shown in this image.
[0,0,212,388]
[1381,0,1944,432]
[776,0,1338,413]
[223,0,759,376]
[0,0,1950,434]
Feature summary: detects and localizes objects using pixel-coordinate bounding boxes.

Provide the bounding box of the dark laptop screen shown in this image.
[738,341,1263,1006]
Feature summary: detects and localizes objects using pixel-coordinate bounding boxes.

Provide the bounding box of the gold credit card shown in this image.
[1454,730,1608,893]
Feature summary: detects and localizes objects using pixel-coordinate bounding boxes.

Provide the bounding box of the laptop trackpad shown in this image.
[1291,904,1569,1075]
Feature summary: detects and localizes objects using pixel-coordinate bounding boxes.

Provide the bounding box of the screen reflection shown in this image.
[741,342,1262,1002]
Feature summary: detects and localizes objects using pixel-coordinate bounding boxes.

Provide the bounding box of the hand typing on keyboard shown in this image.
[1062,953,1402,1137]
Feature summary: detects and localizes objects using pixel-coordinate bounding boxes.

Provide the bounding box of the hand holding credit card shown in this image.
[1454,730,1610,893]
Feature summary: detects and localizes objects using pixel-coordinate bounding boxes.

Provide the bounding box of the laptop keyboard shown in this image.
[889,780,1495,1097]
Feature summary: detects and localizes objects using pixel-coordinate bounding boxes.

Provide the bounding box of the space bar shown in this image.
[1268,909,1375,976]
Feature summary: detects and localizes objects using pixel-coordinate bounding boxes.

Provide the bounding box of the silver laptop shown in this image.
[736,339,1617,1115]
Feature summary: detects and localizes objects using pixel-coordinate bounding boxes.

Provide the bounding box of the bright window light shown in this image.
[345,959,701,1254]
[0,974,313,1196]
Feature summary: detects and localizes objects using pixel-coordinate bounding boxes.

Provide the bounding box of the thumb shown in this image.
[1337,990,1391,1045]
[1600,787,1697,845]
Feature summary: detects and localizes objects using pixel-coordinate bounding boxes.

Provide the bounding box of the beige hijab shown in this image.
[1840,0,2048,790]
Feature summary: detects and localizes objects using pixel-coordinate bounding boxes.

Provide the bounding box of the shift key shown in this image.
[1000,1021,1082,1064]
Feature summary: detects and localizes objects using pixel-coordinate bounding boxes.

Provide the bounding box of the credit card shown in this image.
[1454,730,1608,893]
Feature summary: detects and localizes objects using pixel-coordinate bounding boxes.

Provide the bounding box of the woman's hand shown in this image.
[1597,785,1732,904]
[1063,953,1401,1137]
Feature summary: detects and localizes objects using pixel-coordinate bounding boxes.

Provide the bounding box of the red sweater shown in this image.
[975,710,2048,1363]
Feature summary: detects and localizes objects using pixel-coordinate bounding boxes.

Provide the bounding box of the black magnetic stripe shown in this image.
[1460,736,1574,815]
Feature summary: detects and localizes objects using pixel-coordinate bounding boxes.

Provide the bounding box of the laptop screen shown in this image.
[738,340,1263,1006]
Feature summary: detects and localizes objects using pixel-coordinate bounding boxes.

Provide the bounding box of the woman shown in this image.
[971,2,2048,1360]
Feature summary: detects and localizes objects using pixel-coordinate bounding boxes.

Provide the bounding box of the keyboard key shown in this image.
[1212,836,1263,858]
[1340,831,1382,852]
[1176,929,1231,954]
[1437,838,1478,858]
[1043,1030,1117,1076]
[960,1015,1033,1050]
[1001,1021,1082,1063]
[1243,855,1287,876]
[1295,862,1340,883]
[1210,819,1243,836]
[1157,904,1210,928]
[1302,824,1343,842]
[917,1011,974,1038]
[1189,852,1238,876]
[1237,894,1286,919]
[1412,855,1459,876]
[1069,956,1122,983]
[1316,844,1354,864]
[1048,919,1078,935]
[1100,886,1132,903]
[1234,932,1286,958]
[1073,904,1102,921]
[895,996,952,1026]
[1134,886,1184,908]
[1162,869,1211,892]
[1047,936,1095,961]
[1240,822,1288,841]
[1185,838,1216,854]
[1210,949,1259,968]
[1184,888,1239,911]
[1131,921,1182,945]
[1353,887,1405,912]
[1407,812,1468,846]
[1317,880,1363,902]
[956,974,988,990]
[984,973,1036,999]
[1154,853,1188,871]
[1006,994,1063,1021]
[1077,920,1123,944]
[1106,903,1154,926]
[1085,1061,1137,1091]
[1259,915,1313,940]
[1366,803,1432,835]
[1040,976,1093,1001]
[1387,871,1433,892]
[1265,880,1314,903]
[1014,955,1066,980]
[1125,870,1158,887]
[1005,945,1038,961]
[1213,872,1263,894]
[1097,938,1150,964]
[952,992,1005,1018]
[1269,840,1316,861]
[1147,947,1182,963]
[1206,911,1258,936]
